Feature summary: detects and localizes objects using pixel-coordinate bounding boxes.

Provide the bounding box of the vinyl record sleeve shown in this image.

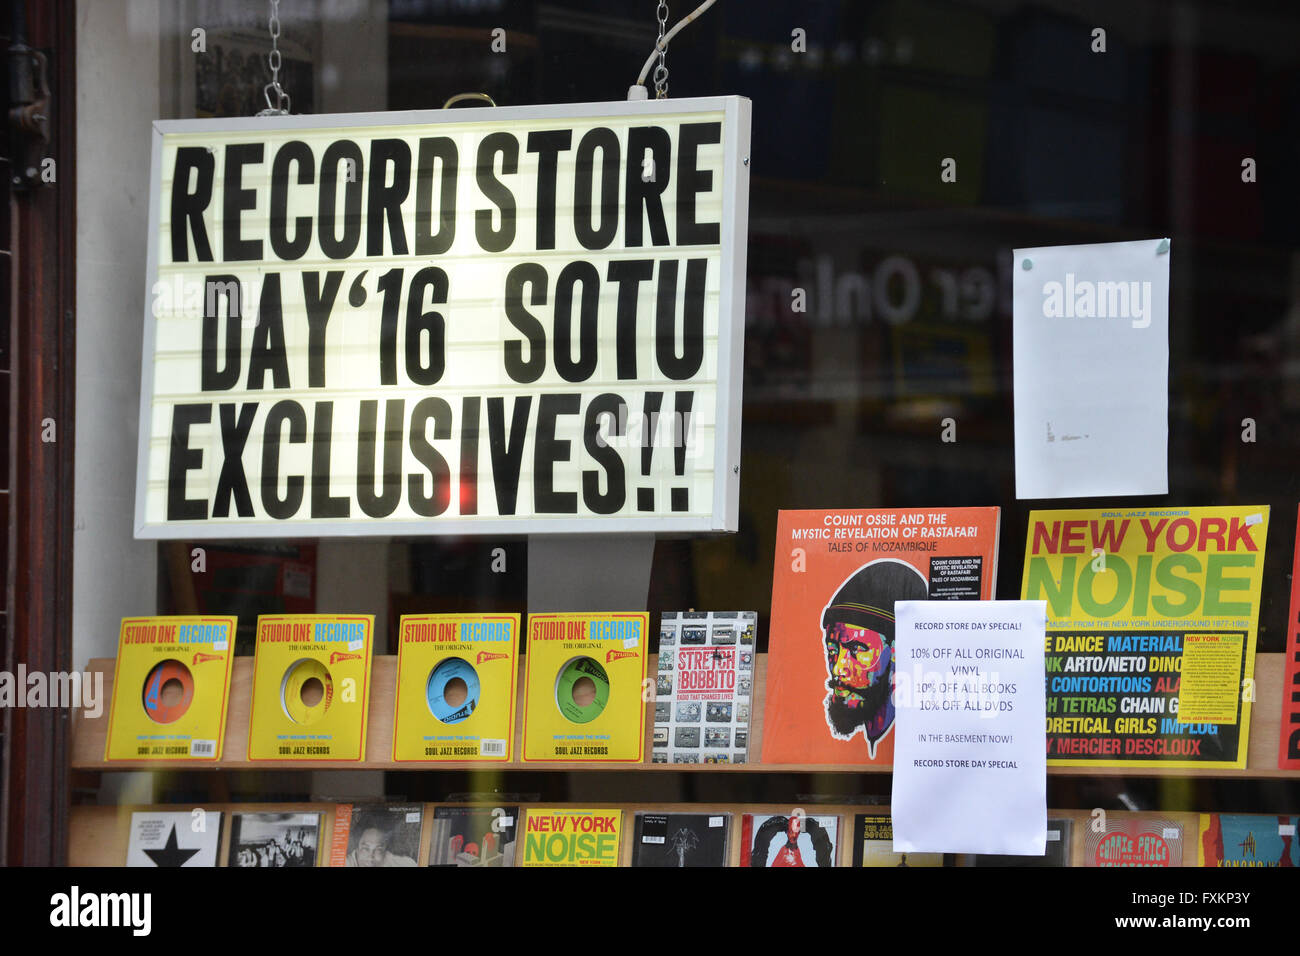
[521,613,648,762]
[105,616,236,761]
[247,614,374,761]
[1278,506,1300,769]
[1023,506,1267,769]
[393,613,519,762]
[763,508,1001,766]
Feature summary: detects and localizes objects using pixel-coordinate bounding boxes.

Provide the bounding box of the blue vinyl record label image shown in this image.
[427,657,480,723]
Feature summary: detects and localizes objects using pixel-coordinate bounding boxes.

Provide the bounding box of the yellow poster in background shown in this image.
[248,614,374,761]
[1022,506,1268,769]
[105,615,236,761]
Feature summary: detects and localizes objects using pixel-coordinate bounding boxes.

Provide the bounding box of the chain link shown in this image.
[258,0,291,115]
[653,1,668,98]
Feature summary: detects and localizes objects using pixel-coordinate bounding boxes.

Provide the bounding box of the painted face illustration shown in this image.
[819,560,929,755]
[823,622,894,745]
[825,623,888,706]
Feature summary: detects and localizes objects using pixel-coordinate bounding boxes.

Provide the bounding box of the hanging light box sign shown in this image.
[134,96,751,538]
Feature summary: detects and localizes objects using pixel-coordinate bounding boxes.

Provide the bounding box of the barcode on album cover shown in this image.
[480,739,507,756]
[190,739,216,757]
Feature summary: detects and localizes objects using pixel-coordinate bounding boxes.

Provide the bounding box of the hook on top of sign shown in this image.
[628,0,719,101]
[442,93,498,109]
[259,83,291,117]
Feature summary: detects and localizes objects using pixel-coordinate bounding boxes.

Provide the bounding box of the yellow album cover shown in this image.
[393,613,520,761]
[521,612,649,762]
[520,809,622,867]
[1022,506,1267,769]
[248,614,374,761]
[105,615,237,761]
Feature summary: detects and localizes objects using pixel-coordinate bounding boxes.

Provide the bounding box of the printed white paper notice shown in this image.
[891,600,1047,856]
[1013,238,1169,499]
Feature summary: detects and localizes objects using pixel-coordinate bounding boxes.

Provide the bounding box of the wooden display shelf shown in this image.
[70,802,341,868]
[70,653,1296,778]
[67,803,1197,867]
[74,801,865,867]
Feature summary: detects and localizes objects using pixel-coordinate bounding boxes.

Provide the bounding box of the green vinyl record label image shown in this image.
[555,657,610,723]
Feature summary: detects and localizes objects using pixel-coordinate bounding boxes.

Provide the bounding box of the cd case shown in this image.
[125,810,223,867]
[330,804,425,867]
[740,813,839,867]
[632,812,730,867]
[227,811,322,867]
[427,806,519,866]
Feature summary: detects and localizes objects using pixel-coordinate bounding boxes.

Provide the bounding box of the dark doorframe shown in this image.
[3,0,76,866]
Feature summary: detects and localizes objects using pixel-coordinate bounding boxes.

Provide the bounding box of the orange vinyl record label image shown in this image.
[142,659,195,723]
[762,508,1001,766]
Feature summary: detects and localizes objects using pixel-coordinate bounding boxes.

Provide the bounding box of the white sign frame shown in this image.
[133,96,751,539]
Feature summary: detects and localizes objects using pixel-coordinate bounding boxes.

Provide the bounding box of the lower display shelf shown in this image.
[70,803,1172,867]
[69,653,1294,778]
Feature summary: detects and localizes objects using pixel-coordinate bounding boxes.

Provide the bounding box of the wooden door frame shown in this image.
[3,0,76,866]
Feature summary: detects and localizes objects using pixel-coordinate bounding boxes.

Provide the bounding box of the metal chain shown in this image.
[653,1,668,98]
[257,0,291,115]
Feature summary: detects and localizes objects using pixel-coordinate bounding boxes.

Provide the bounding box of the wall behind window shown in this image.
[72,0,163,669]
